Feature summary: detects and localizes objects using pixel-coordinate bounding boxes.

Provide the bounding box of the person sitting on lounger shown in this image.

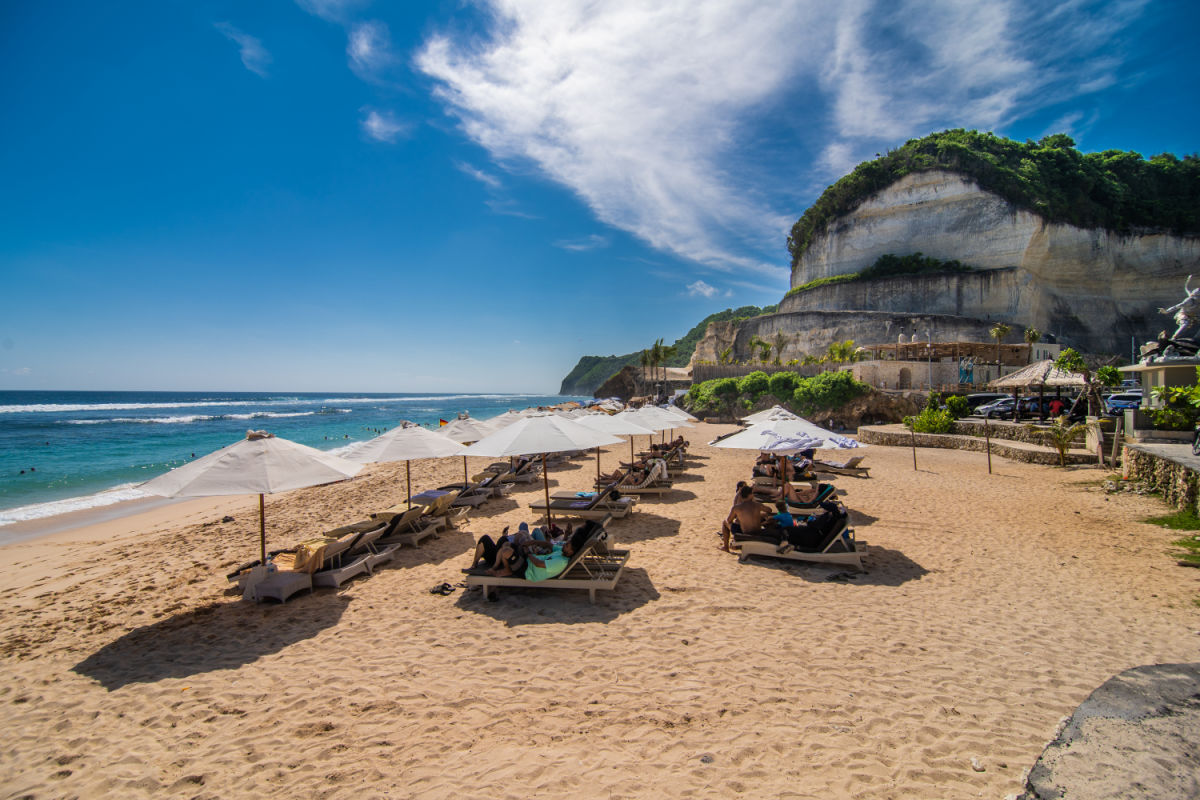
[720,484,771,553]
[776,481,820,506]
[599,465,649,485]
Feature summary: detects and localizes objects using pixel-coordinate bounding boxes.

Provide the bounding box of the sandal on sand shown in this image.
[429,582,454,595]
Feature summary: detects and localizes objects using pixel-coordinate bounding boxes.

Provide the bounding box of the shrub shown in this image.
[768,371,801,402]
[1152,407,1195,431]
[903,408,955,433]
[945,395,971,418]
[792,371,870,415]
[737,371,770,400]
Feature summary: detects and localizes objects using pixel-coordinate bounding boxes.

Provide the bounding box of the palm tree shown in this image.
[1023,326,1041,364]
[772,331,791,365]
[990,323,1011,368]
[638,349,650,396]
[660,342,677,388]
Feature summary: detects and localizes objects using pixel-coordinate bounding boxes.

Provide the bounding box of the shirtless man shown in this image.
[720,484,771,552]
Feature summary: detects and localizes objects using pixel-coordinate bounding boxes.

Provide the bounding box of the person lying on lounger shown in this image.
[720,484,771,553]
[757,499,847,553]
[469,525,590,580]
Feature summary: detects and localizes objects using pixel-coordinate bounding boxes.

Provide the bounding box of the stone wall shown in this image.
[1125,446,1199,511]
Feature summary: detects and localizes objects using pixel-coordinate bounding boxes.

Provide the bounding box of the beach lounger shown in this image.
[753,482,838,509]
[462,520,629,603]
[375,504,443,548]
[247,531,360,602]
[595,460,673,495]
[734,516,866,570]
[813,454,869,477]
[529,483,637,520]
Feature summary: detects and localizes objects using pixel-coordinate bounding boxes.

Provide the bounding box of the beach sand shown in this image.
[0,422,1197,799]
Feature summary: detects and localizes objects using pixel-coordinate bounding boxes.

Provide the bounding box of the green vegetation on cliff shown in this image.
[787,129,1200,269]
[559,304,777,395]
[786,252,972,298]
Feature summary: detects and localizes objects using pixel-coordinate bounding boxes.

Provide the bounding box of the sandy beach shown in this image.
[1,421,1197,799]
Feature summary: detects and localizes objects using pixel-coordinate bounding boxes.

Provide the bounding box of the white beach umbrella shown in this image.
[140,430,363,563]
[660,405,699,422]
[630,406,694,447]
[575,413,656,483]
[761,418,866,450]
[438,416,502,487]
[348,424,467,508]
[711,423,824,493]
[461,414,622,526]
[742,405,799,424]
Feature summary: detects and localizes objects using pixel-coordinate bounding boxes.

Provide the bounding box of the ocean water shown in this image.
[0,390,586,527]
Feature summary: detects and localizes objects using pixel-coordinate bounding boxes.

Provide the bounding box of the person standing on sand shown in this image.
[720,484,770,553]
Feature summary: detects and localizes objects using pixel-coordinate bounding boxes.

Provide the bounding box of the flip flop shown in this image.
[429,582,454,595]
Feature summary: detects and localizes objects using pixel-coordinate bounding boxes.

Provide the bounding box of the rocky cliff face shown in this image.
[788,170,1200,355]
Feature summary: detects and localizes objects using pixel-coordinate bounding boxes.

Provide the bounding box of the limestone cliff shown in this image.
[780,170,1199,356]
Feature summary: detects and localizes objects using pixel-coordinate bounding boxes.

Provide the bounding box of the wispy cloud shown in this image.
[687,280,719,298]
[348,20,397,82]
[295,0,364,24]
[2,367,32,376]
[214,22,271,78]
[360,109,409,143]
[455,161,502,190]
[554,234,609,252]
[417,1,1146,279]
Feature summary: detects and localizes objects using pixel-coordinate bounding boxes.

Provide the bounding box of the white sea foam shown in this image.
[0,400,262,414]
[64,411,322,425]
[0,484,153,527]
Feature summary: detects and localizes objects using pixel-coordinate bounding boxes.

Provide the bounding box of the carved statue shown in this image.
[1159,274,1200,342]
[1142,275,1200,362]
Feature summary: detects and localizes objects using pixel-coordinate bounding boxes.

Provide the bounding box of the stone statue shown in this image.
[1143,275,1200,361]
[1159,274,1200,342]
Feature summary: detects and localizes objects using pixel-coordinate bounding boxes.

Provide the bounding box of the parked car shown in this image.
[976,397,1017,419]
[962,393,1009,413]
[1104,392,1143,415]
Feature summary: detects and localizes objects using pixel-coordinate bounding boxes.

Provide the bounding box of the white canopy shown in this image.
[713,418,864,451]
[438,416,500,443]
[461,414,623,526]
[461,414,622,458]
[742,405,799,423]
[141,430,362,497]
[348,423,466,464]
[140,430,363,562]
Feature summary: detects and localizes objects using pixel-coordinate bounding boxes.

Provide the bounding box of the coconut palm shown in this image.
[1023,326,1041,364]
[772,331,791,365]
[990,323,1011,367]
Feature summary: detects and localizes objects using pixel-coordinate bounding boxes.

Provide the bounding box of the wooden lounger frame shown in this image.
[463,522,629,603]
[735,520,866,570]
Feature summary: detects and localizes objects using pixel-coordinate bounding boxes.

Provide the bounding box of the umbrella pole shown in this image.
[258,493,267,564]
[463,455,469,488]
[542,453,552,528]
[777,454,784,494]
[629,437,635,470]
[596,446,601,485]
[406,460,412,509]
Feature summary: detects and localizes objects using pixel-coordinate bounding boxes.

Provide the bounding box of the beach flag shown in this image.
[439,419,449,427]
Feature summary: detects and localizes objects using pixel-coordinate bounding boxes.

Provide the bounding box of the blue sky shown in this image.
[1,0,1196,393]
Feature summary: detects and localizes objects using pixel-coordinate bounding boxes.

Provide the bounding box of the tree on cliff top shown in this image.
[787,130,1200,269]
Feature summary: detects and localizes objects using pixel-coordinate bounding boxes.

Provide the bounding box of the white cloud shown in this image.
[687,280,719,298]
[348,20,396,82]
[417,1,1146,277]
[214,22,271,78]
[2,367,32,376]
[455,161,502,190]
[554,234,609,252]
[417,1,822,278]
[360,109,408,143]
[295,0,363,23]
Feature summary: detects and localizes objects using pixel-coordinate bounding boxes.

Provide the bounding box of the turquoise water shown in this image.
[0,390,586,525]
